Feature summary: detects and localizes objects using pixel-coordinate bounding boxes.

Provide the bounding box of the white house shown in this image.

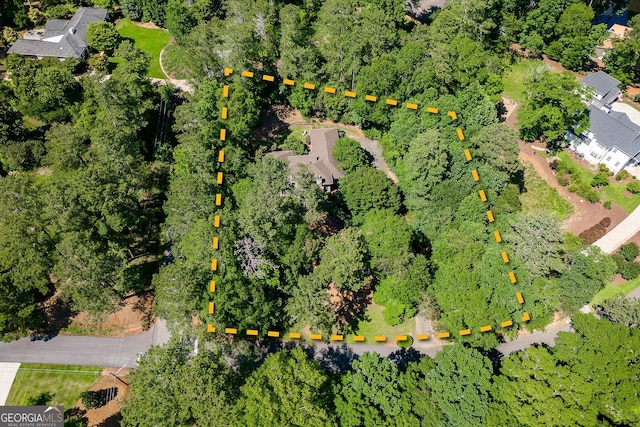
[566,71,640,174]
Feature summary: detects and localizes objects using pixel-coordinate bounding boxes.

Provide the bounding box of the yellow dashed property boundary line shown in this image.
[207,69,232,319]
[206,68,530,341]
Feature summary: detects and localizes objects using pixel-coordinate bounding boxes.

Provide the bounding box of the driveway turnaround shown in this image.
[0,362,21,405]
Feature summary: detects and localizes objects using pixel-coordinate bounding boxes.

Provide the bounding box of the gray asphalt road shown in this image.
[496,321,574,356]
[0,320,170,368]
[0,318,575,367]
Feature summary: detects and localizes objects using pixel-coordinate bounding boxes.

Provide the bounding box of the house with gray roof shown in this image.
[7,7,108,59]
[567,71,640,174]
[567,105,640,174]
[267,128,345,190]
[581,71,622,110]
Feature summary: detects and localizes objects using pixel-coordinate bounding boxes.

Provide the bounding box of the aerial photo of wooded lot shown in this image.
[0,0,640,426]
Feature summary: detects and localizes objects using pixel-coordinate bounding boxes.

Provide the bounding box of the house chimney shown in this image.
[69,27,76,34]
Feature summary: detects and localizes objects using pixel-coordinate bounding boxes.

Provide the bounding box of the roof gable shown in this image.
[582,71,622,106]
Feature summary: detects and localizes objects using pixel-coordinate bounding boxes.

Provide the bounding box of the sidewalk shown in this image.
[0,363,20,405]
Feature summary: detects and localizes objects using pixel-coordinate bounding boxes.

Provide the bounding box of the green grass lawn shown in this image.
[520,161,573,220]
[115,18,170,79]
[590,276,640,306]
[557,151,640,213]
[502,58,549,104]
[6,364,101,409]
[345,303,415,345]
[161,40,193,80]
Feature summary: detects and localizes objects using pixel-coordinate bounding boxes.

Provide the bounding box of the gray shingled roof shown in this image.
[582,71,622,106]
[588,105,640,158]
[7,7,108,59]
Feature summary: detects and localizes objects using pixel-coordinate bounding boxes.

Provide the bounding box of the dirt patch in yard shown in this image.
[518,140,628,236]
[72,368,130,427]
[43,291,155,337]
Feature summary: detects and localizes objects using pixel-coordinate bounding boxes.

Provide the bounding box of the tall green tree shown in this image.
[339,167,402,224]
[86,21,121,53]
[122,339,238,427]
[425,344,493,427]
[334,352,411,427]
[233,347,335,426]
[0,174,51,338]
[402,129,449,212]
[518,70,589,144]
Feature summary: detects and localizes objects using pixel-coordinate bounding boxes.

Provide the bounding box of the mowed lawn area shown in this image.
[590,276,640,306]
[346,303,415,344]
[557,151,640,214]
[116,18,170,79]
[502,58,547,104]
[6,363,101,409]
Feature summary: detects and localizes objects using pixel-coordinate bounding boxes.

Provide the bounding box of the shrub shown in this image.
[634,94,640,102]
[556,173,570,186]
[591,172,610,187]
[603,200,611,209]
[612,253,627,271]
[574,182,600,202]
[620,261,640,280]
[615,170,630,181]
[619,242,640,262]
[398,335,413,348]
[24,392,53,406]
[627,180,640,194]
[87,53,108,73]
[598,163,613,176]
[549,159,559,170]
[80,390,102,409]
[555,159,574,175]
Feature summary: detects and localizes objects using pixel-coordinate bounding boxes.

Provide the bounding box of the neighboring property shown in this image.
[7,7,108,59]
[595,24,631,59]
[268,128,345,190]
[566,71,640,174]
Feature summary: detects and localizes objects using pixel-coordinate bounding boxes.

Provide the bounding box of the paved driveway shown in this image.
[0,363,20,405]
[593,204,640,253]
[611,102,640,125]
